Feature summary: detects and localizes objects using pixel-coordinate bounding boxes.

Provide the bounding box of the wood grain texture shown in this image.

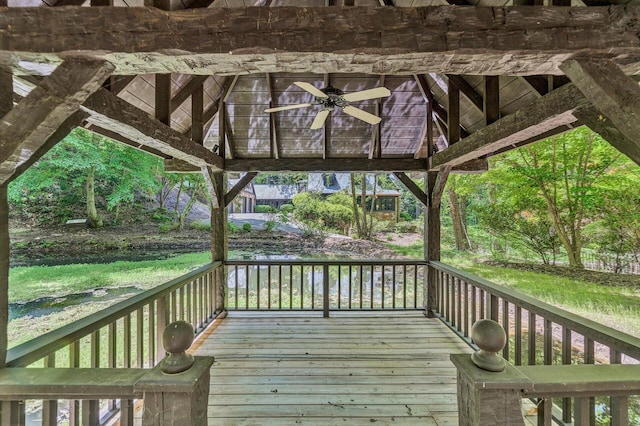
[194,312,472,425]
[4,6,640,76]
[560,59,640,166]
[81,87,223,170]
[0,58,114,185]
[225,158,427,172]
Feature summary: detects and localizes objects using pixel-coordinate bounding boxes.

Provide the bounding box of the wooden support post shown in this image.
[0,69,10,370]
[451,354,530,426]
[424,172,441,317]
[209,170,226,312]
[447,80,461,144]
[136,357,214,426]
[484,76,500,125]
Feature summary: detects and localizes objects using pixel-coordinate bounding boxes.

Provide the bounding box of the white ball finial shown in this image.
[470,319,507,372]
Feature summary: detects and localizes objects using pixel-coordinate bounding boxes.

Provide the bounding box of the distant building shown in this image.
[253,184,301,209]
[227,176,256,213]
[308,173,401,222]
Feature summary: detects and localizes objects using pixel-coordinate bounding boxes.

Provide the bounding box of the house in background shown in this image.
[253,184,302,210]
[227,176,256,214]
[308,173,401,222]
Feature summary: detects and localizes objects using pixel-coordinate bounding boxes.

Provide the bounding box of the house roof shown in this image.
[253,184,300,201]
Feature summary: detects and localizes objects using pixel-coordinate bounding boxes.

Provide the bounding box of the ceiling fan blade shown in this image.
[343,105,381,125]
[294,82,328,98]
[310,110,330,130]
[264,103,313,113]
[342,87,391,102]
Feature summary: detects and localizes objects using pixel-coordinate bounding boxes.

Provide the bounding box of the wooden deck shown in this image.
[192,311,473,425]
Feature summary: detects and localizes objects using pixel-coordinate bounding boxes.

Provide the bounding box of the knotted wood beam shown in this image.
[0,59,115,185]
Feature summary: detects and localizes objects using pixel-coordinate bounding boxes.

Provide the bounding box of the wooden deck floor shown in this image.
[192,311,473,425]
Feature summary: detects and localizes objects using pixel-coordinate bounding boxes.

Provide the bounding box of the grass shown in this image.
[9,251,211,303]
[385,241,640,338]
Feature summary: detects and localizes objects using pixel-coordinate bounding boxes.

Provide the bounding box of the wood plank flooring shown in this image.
[193,311,473,425]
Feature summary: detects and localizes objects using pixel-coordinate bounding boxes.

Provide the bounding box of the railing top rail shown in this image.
[7,262,221,368]
[225,259,427,266]
[431,261,640,360]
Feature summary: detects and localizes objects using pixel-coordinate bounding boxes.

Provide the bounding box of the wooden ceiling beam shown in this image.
[429,82,588,170]
[561,59,640,165]
[0,59,114,185]
[6,7,640,76]
[447,75,483,113]
[393,172,428,207]
[170,75,209,114]
[224,172,258,208]
[265,73,280,159]
[81,87,223,170]
[88,125,171,159]
[225,158,427,173]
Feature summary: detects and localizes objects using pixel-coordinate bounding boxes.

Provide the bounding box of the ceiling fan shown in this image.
[265,82,391,130]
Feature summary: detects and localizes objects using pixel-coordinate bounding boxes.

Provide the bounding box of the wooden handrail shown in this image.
[6,262,221,367]
[430,261,640,361]
[225,259,427,266]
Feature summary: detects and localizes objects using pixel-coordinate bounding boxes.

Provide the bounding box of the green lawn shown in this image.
[385,242,640,338]
[9,251,211,303]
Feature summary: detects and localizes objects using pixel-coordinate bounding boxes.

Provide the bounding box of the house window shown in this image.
[377,197,395,212]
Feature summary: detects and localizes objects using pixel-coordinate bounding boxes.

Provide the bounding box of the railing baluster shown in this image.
[1,401,25,426]
[279,265,283,310]
[245,265,249,310]
[257,264,261,309]
[338,265,342,309]
[456,277,462,331]
[562,326,572,423]
[136,308,144,368]
[124,313,131,368]
[528,311,536,365]
[149,302,156,366]
[268,264,272,309]
[502,299,509,360]
[359,264,363,309]
[42,353,57,426]
[69,340,80,426]
[514,306,522,366]
[381,264,386,309]
[370,264,374,310]
[289,265,293,310]
[349,265,353,310]
[543,319,552,365]
[471,284,477,327]
[323,264,330,317]
[585,337,596,425]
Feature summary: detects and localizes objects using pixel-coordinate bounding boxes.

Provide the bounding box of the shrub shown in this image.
[159,222,179,234]
[242,223,252,232]
[227,222,240,234]
[255,205,277,214]
[280,203,294,214]
[189,220,211,232]
[264,220,277,232]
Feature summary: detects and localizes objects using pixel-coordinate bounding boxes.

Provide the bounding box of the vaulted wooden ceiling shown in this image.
[1,0,640,192]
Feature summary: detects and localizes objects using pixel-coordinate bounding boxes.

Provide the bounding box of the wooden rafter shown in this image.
[484,76,500,125]
[171,75,209,114]
[155,74,171,126]
[561,59,640,165]
[224,172,258,208]
[429,82,591,170]
[191,83,204,145]
[265,73,280,159]
[369,75,384,160]
[447,80,461,145]
[226,158,427,173]
[323,73,331,160]
[81,87,223,170]
[447,75,483,113]
[88,125,171,159]
[0,59,115,185]
[5,7,640,76]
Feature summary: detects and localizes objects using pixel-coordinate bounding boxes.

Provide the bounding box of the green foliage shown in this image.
[151,208,175,223]
[242,223,252,232]
[292,192,354,235]
[227,222,240,234]
[189,220,211,232]
[8,128,162,225]
[255,205,277,214]
[253,173,307,185]
[264,220,277,232]
[280,203,294,214]
[158,222,179,233]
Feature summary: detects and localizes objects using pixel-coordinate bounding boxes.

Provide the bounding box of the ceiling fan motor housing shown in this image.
[317,86,348,110]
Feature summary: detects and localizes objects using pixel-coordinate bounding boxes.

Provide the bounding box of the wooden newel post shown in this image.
[137,321,214,426]
[450,319,532,426]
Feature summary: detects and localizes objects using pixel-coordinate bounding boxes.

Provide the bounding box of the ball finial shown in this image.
[470,319,507,372]
[160,321,195,374]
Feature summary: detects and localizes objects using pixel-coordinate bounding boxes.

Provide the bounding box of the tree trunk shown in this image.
[350,173,362,237]
[174,180,184,213]
[86,166,103,228]
[0,185,9,367]
[178,181,202,231]
[448,183,470,251]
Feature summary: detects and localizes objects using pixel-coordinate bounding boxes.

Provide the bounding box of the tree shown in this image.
[446,176,471,251]
[479,127,624,267]
[8,128,162,226]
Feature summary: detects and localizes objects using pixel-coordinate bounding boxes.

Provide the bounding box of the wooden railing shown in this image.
[430,261,640,425]
[225,260,426,316]
[3,262,222,426]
